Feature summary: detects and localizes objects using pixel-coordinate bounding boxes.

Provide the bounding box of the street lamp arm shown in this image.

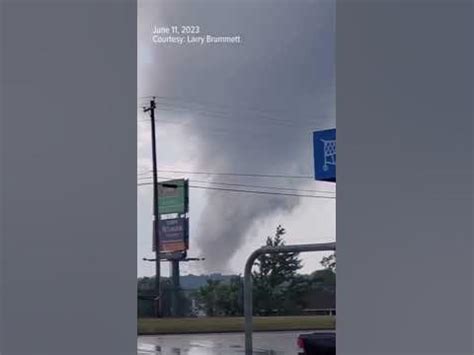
[243,242,336,355]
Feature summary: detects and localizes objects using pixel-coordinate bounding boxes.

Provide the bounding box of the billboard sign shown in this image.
[158,179,189,214]
[313,129,336,182]
[157,217,189,253]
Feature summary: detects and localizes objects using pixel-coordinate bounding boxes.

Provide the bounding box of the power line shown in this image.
[139,95,292,120]
[137,181,335,200]
[137,100,334,141]
[154,106,306,130]
[136,116,319,141]
[154,169,314,179]
[137,169,314,179]
[138,96,333,129]
[157,176,334,195]
[154,103,320,130]
[137,175,335,195]
[137,117,178,124]
[142,95,334,125]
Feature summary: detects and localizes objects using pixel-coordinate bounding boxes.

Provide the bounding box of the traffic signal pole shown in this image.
[143,97,161,318]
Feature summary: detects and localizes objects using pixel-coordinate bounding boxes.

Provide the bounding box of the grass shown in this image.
[138,315,335,335]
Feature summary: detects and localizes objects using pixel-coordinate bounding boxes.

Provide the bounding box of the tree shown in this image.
[195,279,221,316]
[219,276,243,316]
[252,225,303,315]
[310,268,335,301]
[137,276,192,318]
[311,268,335,288]
[281,274,311,314]
[320,253,336,272]
[195,276,243,316]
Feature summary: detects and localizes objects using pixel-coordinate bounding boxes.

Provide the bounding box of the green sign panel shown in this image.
[158,179,189,214]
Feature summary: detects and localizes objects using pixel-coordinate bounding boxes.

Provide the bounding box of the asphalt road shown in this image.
[138,330,332,355]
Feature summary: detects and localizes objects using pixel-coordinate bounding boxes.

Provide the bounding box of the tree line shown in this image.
[138,225,336,318]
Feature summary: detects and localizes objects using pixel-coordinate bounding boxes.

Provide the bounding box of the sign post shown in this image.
[155,178,189,317]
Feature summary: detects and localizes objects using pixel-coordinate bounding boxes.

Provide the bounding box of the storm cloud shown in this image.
[138,0,335,271]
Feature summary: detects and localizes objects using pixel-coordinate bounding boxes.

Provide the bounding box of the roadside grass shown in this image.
[138,315,335,335]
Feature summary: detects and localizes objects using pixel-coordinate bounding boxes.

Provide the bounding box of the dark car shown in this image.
[297,332,336,355]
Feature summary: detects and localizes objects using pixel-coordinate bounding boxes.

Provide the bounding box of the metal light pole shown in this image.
[243,242,336,355]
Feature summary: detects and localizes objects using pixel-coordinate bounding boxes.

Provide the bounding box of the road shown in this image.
[138,330,316,354]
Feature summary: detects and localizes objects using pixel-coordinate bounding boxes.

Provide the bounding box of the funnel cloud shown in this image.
[138,0,335,273]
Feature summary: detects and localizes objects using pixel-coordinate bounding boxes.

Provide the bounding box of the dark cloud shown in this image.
[138,0,335,270]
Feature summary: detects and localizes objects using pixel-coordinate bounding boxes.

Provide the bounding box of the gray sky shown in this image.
[137,0,335,277]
